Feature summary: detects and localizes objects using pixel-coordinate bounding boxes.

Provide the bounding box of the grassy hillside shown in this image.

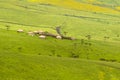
[29,0,120,13]
[0,29,120,61]
[0,0,120,40]
[0,28,120,80]
[0,0,120,80]
[0,52,120,80]
[76,0,120,6]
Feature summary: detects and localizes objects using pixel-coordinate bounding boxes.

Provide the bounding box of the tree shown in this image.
[86,35,91,40]
[5,25,10,31]
[104,36,109,41]
[56,26,63,36]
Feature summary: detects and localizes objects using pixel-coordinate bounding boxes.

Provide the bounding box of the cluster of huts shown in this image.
[17,29,74,40]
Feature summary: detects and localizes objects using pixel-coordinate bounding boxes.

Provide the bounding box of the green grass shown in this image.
[0,29,120,62]
[0,0,120,40]
[76,0,120,6]
[0,52,120,80]
[0,0,120,80]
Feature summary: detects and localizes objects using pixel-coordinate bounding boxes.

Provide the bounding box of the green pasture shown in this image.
[0,0,120,80]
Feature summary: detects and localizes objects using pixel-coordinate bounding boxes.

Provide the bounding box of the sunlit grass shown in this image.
[0,0,120,80]
[28,0,120,14]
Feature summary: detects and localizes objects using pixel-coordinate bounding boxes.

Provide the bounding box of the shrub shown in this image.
[38,53,41,55]
[99,58,117,62]
[57,55,61,57]
[18,47,22,52]
[5,25,10,31]
[81,39,84,45]
[70,53,79,58]
[99,58,106,61]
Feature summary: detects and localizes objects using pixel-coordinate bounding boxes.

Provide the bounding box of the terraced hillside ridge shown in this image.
[0,0,120,80]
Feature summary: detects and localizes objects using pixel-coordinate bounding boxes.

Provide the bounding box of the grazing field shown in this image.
[0,52,120,80]
[0,0,120,40]
[0,26,120,80]
[0,29,120,61]
[0,0,120,80]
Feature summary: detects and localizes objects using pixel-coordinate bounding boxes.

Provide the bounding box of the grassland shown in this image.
[0,0,120,80]
[0,25,120,80]
[1,52,120,80]
[0,29,120,61]
[0,0,120,40]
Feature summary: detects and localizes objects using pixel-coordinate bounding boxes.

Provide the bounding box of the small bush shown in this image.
[70,53,79,58]
[5,25,10,31]
[109,59,117,62]
[99,58,117,62]
[18,47,22,52]
[57,55,61,57]
[38,53,41,55]
[99,58,106,61]
[49,54,52,56]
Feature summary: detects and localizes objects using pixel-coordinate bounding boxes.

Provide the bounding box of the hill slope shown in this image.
[29,0,120,13]
[0,29,120,61]
[1,52,120,80]
[0,0,120,40]
[0,0,120,80]
[0,28,120,80]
